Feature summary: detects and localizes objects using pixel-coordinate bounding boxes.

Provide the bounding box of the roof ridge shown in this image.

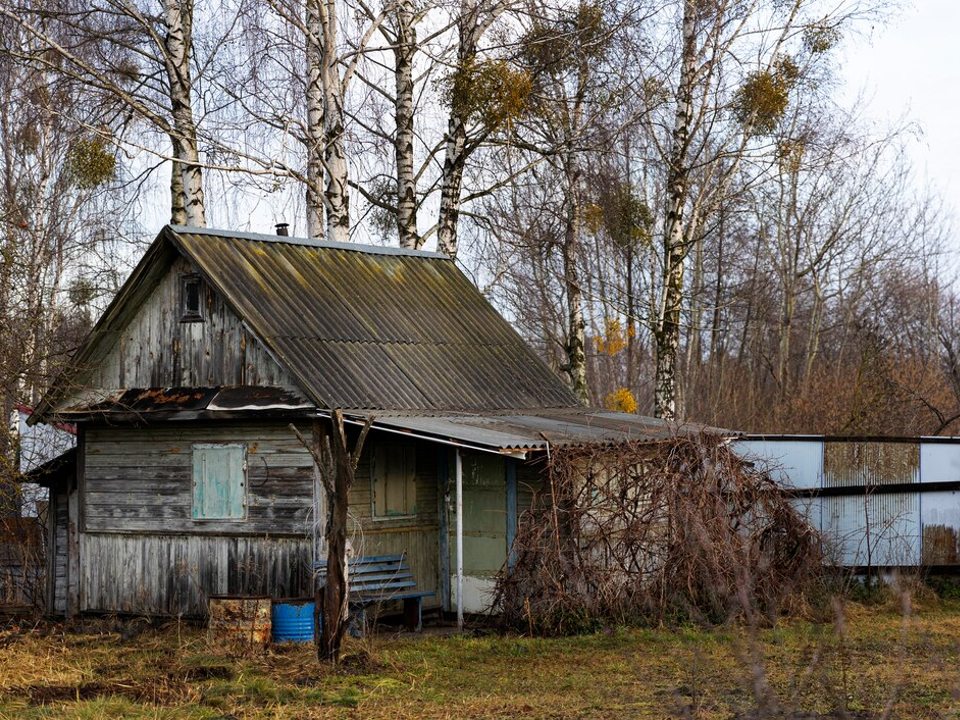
[170,225,449,260]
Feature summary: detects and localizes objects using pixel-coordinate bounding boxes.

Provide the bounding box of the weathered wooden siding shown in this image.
[76,423,443,615]
[51,492,68,615]
[60,254,300,411]
[516,457,546,516]
[81,533,312,615]
[84,423,315,535]
[349,437,440,604]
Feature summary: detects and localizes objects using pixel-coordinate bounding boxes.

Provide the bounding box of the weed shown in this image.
[0,608,958,719]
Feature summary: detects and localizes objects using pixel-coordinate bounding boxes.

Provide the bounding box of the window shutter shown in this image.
[192,444,246,520]
[371,444,417,517]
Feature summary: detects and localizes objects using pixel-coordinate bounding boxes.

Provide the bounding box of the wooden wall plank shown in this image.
[77,422,445,614]
[81,533,313,616]
[57,255,304,412]
[84,422,315,536]
[66,486,79,618]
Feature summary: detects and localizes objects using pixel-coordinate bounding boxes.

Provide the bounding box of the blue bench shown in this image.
[315,552,434,632]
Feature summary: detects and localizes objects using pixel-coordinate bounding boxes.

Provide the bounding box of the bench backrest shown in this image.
[315,553,417,598]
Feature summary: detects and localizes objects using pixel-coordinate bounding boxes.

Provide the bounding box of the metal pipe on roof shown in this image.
[456,448,464,632]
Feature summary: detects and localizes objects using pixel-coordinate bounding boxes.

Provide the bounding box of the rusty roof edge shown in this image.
[169,225,449,260]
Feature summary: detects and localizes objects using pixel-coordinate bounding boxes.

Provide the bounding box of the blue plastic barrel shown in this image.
[271,599,315,643]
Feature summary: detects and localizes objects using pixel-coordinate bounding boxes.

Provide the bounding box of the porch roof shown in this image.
[342,408,733,455]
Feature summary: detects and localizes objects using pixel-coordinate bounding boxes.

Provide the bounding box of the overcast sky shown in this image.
[840,1,960,204]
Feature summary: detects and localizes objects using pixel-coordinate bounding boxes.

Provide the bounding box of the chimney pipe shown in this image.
[275,222,289,237]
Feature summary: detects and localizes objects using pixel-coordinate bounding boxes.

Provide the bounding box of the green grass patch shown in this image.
[1,603,959,719]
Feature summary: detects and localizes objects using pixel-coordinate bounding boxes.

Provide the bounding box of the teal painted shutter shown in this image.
[192,444,246,520]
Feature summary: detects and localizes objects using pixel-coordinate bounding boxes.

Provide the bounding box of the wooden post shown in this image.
[292,410,373,663]
[45,490,57,616]
[438,448,451,614]
[66,479,79,619]
[455,449,463,631]
[506,458,517,570]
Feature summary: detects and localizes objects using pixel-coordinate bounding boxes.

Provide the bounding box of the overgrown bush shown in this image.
[924,575,960,601]
[496,434,823,635]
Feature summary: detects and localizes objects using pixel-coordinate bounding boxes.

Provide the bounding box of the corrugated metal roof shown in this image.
[341,408,728,452]
[169,227,580,412]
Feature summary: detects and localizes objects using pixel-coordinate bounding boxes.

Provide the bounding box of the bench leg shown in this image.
[402,598,422,632]
[348,606,366,638]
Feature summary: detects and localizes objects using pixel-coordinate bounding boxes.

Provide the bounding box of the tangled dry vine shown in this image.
[496,434,822,635]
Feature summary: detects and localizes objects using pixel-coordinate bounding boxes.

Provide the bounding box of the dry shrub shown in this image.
[0,496,45,608]
[496,434,822,635]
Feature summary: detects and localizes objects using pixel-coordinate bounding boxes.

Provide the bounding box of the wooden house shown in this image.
[30,226,706,619]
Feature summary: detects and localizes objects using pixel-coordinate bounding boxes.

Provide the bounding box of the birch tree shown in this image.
[0,0,210,226]
[161,0,205,225]
[237,0,394,241]
[313,0,351,242]
[352,0,519,252]
[305,0,325,237]
[649,0,870,419]
[654,0,697,420]
[435,0,517,257]
[391,0,419,247]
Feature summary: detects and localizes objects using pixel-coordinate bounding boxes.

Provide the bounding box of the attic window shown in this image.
[180,273,204,323]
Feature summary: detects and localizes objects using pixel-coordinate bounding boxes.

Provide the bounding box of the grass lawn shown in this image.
[1,598,959,719]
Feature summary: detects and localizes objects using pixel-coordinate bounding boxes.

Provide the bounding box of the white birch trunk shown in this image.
[305,0,325,239]
[394,0,419,249]
[162,0,205,228]
[436,116,466,257]
[436,0,477,259]
[654,0,696,421]
[564,167,588,404]
[169,136,187,225]
[321,0,349,243]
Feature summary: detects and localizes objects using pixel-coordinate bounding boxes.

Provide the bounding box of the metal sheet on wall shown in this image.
[823,442,919,488]
[788,496,821,533]
[734,439,822,490]
[920,490,960,564]
[822,493,920,567]
[920,443,960,484]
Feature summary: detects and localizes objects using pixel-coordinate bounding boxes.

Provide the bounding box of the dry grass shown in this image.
[0,599,959,719]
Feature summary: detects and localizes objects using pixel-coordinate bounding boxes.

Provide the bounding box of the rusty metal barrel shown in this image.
[208,595,272,650]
